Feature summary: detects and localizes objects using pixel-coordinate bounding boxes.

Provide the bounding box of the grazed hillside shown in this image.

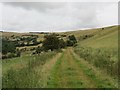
[78,25,118,48]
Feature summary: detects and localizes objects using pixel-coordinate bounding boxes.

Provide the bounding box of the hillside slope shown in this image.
[2,25,118,88]
[74,25,118,80]
[72,25,118,49]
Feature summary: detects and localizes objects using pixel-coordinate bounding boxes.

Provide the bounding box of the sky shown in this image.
[0,0,118,32]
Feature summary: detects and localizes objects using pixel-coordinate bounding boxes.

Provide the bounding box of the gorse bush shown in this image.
[74,47,118,77]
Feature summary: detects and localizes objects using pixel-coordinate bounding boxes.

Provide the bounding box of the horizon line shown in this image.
[1,24,119,33]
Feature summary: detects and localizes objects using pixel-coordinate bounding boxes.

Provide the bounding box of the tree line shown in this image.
[2,33,77,59]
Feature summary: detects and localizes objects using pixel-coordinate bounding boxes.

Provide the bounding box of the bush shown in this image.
[16,50,21,57]
[68,35,77,43]
[35,46,44,54]
[2,39,16,54]
[59,39,66,48]
[30,47,36,51]
[43,33,63,51]
[66,40,74,46]
[67,35,77,46]
[7,53,16,58]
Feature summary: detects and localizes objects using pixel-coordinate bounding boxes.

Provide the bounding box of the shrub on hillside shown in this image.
[59,39,66,48]
[42,33,66,51]
[2,38,22,59]
[7,53,17,58]
[2,39,16,54]
[16,50,21,57]
[67,35,77,46]
[35,46,44,54]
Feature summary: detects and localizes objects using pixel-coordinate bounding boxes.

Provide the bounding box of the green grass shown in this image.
[78,25,118,49]
[74,25,118,77]
[2,25,119,88]
[72,51,118,88]
[74,47,118,78]
[47,48,93,88]
[71,25,118,88]
[47,53,64,88]
[72,25,118,88]
[2,51,56,88]
[47,48,118,88]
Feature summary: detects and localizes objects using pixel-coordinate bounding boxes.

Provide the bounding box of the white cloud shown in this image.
[0,0,119,2]
[96,3,118,27]
[1,2,118,32]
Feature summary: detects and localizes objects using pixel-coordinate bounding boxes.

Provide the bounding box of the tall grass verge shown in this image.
[2,51,56,88]
[74,47,118,78]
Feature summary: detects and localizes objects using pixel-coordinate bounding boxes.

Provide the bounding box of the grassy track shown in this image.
[38,53,62,87]
[46,48,118,88]
[2,48,118,88]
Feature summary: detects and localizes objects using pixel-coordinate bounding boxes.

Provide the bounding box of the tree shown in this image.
[16,49,21,57]
[42,33,60,51]
[2,39,16,54]
[32,38,38,45]
[35,46,43,54]
[67,35,77,46]
[66,40,74,46]
[68,35,77,43]
[59,39,66,48]
[20,42,25,47]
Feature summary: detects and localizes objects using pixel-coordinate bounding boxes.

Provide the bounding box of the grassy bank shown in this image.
[74,25,118,78]
[74,47,118,78]
[2,51,56,88]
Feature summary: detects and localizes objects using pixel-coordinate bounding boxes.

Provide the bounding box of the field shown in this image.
[1,25,119,88]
